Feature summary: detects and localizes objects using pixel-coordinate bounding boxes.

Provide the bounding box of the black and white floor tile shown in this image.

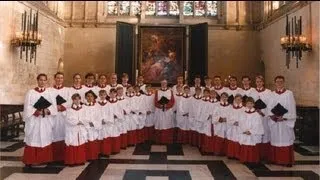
[0,134,319,180]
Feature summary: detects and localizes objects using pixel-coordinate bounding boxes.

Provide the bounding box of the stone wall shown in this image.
[260,1,319,107]
[0,1,65,104]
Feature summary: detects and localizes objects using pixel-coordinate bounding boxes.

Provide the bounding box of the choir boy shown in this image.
[268,76,296,167]
[144,84,155,141]
[225,76,241,104]
[23,74,57,166]
[240,76,259,102]
[172,75,185,94]
[116,86,129,148]
[188,87,203,147]
[239,97,264,163]
[190,75,204,95]
[154,79,175,144]
[134,85,147,143]
[121,73,131,93]
[226,94,244,159]
[176,86,192,144]
[201,89,219,153]
[173,85,184,129]
[95,74,108,96]
[213,76,227,97]
[65,93,87,166]
[108,89,124,153]
[69,73,85,103]
[83,90,101,161]
[96,90,112,156]
[137,75,146,94]
[50,72,69,162]
[212,92,231,155]
[198,88,214,152]
[255,75,273,162]
[125,85,139,145]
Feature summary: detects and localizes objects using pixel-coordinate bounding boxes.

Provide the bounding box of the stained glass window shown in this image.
[146,1,156,15]
[183,1,193,16]
[119,1,130,15]
[207,1,217,16]
[157,1,168,16]
[194,1,206,16]
[169,1,179,16]
[131,1,141,15]
[107,1,118,15]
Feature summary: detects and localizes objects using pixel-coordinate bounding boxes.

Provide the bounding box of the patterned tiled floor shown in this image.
[0,134,319,180]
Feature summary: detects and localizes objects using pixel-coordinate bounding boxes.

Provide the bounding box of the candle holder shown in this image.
[11,9,41,64]
[280,15,312,68]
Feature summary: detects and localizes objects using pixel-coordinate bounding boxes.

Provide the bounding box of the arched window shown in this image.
[184,1,218,17]
[104,1,218,17]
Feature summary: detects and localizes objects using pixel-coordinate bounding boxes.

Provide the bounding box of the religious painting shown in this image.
[138,26,186,86]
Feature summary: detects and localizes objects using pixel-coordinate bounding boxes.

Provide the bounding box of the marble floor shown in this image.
[0,134,319,180]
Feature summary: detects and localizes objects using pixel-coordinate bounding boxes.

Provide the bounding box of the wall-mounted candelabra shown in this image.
[280,14,312,68]
[11,9,42,64]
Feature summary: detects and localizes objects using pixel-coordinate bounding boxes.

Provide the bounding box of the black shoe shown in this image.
[285,164,293,167]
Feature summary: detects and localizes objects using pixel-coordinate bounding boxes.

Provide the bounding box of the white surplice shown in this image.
[82,103,101,141]
[144,93,155,127]
[255,88,273,143]
[239,87,259,101]
[154,89,175,130]
[267,90,297,147]
[23,88,58,147]
[49,86,70,142]
[176,95,192,131]
[212,102,231,138]
[238,108,264,146]
[187,95,203,132]
[227,105,245,142]
[65,105,88,146]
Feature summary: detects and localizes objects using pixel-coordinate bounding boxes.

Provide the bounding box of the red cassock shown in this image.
[22,88,57,165]
[154,89,175,144]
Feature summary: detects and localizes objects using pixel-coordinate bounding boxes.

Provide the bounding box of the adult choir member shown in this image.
[95,74,108,97]
[137,75,147,94]
[190,75,204,95]
[23,74,57,166]
[240,76,259,102]
[154,79,175,144]
[268,76,296,167]
[172,76,185,94]
[255,75,273,162]
[225,76,241,104]
[50,72,69,162]
[213,76,227,98]
[69,73,85,103]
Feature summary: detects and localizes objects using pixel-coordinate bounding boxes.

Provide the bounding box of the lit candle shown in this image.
[184,71,187,82]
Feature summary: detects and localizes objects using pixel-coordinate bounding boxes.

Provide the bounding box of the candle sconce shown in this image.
[11,9,42,64]
[280,15,312,68]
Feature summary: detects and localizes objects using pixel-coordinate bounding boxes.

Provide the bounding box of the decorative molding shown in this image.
[256,1,311,31]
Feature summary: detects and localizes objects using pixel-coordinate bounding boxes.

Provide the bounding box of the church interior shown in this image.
[0,1,319,180]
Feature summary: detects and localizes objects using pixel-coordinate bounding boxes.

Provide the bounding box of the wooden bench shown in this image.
[0,105,24,141]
